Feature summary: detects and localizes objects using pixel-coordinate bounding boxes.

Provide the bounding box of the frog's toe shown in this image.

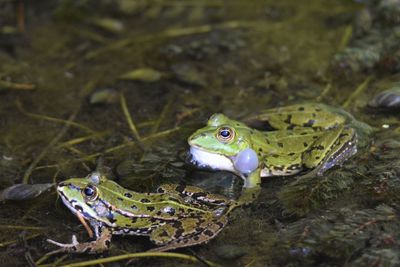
[47,235,79,248]
[45,235,80,256]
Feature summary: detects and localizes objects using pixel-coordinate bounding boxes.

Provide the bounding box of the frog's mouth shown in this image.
[189,146,236,173]
[57,185,93,220]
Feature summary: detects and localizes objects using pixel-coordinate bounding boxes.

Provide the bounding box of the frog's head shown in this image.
[188,114,259,176]
[57,172,116,227]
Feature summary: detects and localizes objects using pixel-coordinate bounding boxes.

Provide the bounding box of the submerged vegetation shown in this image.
[0,0,400,266]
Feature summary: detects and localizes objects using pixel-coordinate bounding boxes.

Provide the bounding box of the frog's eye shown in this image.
[82,185,98,201]
[217,127,235,142]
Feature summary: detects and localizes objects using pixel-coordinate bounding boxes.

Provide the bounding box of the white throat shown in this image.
[189,146,236,172]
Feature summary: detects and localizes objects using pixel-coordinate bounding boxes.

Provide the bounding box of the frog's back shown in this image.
[246,103,346,130]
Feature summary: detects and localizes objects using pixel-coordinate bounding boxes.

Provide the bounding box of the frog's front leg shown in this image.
[46,227,112,255]
[228,169,261,212]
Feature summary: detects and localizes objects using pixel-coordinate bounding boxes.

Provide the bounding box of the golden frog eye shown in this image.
[217,127,235,142]
[82,184,98,201]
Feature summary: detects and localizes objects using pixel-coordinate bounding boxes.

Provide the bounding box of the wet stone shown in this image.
[368,87,400,109]
[171,63,207,87]
[0,183,54,201]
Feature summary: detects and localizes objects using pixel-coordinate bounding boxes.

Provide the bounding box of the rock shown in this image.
[368,86,400,109]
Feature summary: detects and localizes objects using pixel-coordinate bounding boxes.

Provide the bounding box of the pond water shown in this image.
[1,0,400,266]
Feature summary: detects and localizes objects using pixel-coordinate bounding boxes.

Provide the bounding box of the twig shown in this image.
[85,20,256,59]
[34,126,181,171]
[316,83,331,102]
[0,225,46,230]
[57,132,109,147]
[16,100,95,134]
[142,127,181,141]
[137,120,157,128]
[0,80,34,90]
[17,0,25,33]
[342,76,373,108]
[0,233,41,248]
[120,92,144,150]
[150,96,174,134]
[149,1,223,7]
[22,111,78,184]
[351,215,396,236]
[35,254,68,266]
[36,252,219,267]
[337,25,352,51]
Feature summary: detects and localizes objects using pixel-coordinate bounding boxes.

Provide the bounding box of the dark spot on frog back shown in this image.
[157,187,165,193]
[283,115,292,124]
[303,119,315,127]
[124,192,132,198]
[159,230,169,237]
[203,229,214,237]
[147,206,155,212]
[140,198,150,203]
[312,145,325,150]
[216,221,225,228]
[175,184,186,193]
[174,228,185,238]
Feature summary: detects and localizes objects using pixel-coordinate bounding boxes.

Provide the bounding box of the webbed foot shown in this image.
[46,228,112,255]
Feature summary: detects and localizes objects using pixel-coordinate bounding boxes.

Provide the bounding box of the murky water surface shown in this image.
[1,0,400,266]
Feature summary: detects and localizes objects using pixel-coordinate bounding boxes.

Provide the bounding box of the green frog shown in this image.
[188,104,358,191]
[47,172,230,255]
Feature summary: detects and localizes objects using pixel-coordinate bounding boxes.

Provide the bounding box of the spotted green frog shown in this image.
[47,172,230,255]
[188,104,358,191]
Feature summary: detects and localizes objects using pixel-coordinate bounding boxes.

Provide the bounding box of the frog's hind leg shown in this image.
[302,126,357,175]
[316,127,357,175]
[148,216,228,252]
